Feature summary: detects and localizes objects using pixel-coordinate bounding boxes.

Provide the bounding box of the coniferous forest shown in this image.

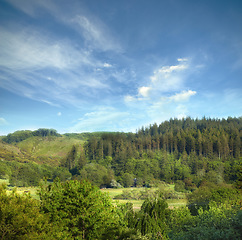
[0,117,241,239]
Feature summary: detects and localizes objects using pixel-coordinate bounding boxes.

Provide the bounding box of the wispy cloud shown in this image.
[73,15,121,52]
[69,107,130,132]
[6,0,55,17]
[177,58,188,62]
[0,0,126,108]
[0,25,120,107]
[124,95,136,102]
[168,90,197,102]
[0,28,93,70]
[0,118,8,126]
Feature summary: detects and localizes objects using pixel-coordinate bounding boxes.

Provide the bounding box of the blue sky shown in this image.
[0,0,242,135]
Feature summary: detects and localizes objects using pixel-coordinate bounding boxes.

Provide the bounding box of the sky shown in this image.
[0,0,242,135]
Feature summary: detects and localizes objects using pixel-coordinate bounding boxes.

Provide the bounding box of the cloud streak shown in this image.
[69,107,130,132]
[0,23,123,107]
[0,118,8,126]
[73,15,121,52]
[168,90,197,102]
[0,0,127,109]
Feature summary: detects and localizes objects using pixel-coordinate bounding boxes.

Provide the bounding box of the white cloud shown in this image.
[169,90,197,102]
[138,86,151,97]
[123,59,198,126]
[39,100,60,107]
[148,60,189,93]
[0,0,129,109]
[103,63,112,68]
[124,59,193,107]
[57,112,62,116]
[155,64,187,75]
[124,95,136,102]
[177,58,188,62]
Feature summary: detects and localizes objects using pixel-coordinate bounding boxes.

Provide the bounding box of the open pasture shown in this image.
[102,185,187,210]
[1,179,187,209]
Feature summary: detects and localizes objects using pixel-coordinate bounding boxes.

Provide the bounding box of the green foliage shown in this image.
[2,129,60,144]
[121,172,135,187]
[78,163,114,187]
[187,183,242,215]
[168,202,242,240]
[0,184,58,239]
[10,163,40,187]
[135,194,170,239]
[1,116,241,199]
[0,160,71,187]
[52,167,72,181]
[61,145,78,171]
[174,180,186,192]
[38,179,120,239]
[114,188,157,201]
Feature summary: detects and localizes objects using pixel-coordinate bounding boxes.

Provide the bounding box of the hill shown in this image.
[0,117,241,189]
[0,140,26,162]
[16,136,83,166]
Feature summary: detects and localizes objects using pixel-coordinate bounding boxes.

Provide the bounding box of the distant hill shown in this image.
[0,140,26,162]
[0,129,122,166]
[0,117,241,188]
[16,136,83,166]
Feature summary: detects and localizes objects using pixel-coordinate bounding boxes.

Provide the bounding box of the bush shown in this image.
[174,180,186,192]
[38,179,121,239]
[187,184,242,215]
[0,184,58,239]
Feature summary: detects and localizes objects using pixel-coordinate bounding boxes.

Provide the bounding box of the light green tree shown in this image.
[38,179,120,239]
[0,184,58,240]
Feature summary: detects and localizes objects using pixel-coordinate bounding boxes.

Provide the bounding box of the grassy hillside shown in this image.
[0,140,26,162]
[16,136,84,166]
[1,135,85,166]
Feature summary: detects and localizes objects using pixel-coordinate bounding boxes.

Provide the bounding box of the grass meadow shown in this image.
[1,179,187,209]
[102,186,187,210]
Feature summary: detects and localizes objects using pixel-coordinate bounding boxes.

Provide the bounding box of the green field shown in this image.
[1,180,187,209]
[102,186,187,210]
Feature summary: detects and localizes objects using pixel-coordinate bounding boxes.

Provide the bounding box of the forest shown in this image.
[0,117,241,239]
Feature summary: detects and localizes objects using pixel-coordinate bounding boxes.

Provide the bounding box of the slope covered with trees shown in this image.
[82,117,241,188]
[0,117,241,189]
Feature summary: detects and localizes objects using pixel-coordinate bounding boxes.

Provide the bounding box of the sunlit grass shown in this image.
[1,179,188,209]
[0,178,9,184]
[103,185,187,210]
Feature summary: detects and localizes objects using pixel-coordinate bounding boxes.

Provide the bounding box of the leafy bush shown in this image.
[0,184,58,239]
[187,183,242,215]
[168,202,242,240]
[38,179,121,239]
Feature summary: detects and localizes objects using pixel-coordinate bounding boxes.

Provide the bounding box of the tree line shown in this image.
[85,117,241,160]
[71,117,241,188]
[2,128,61,144]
